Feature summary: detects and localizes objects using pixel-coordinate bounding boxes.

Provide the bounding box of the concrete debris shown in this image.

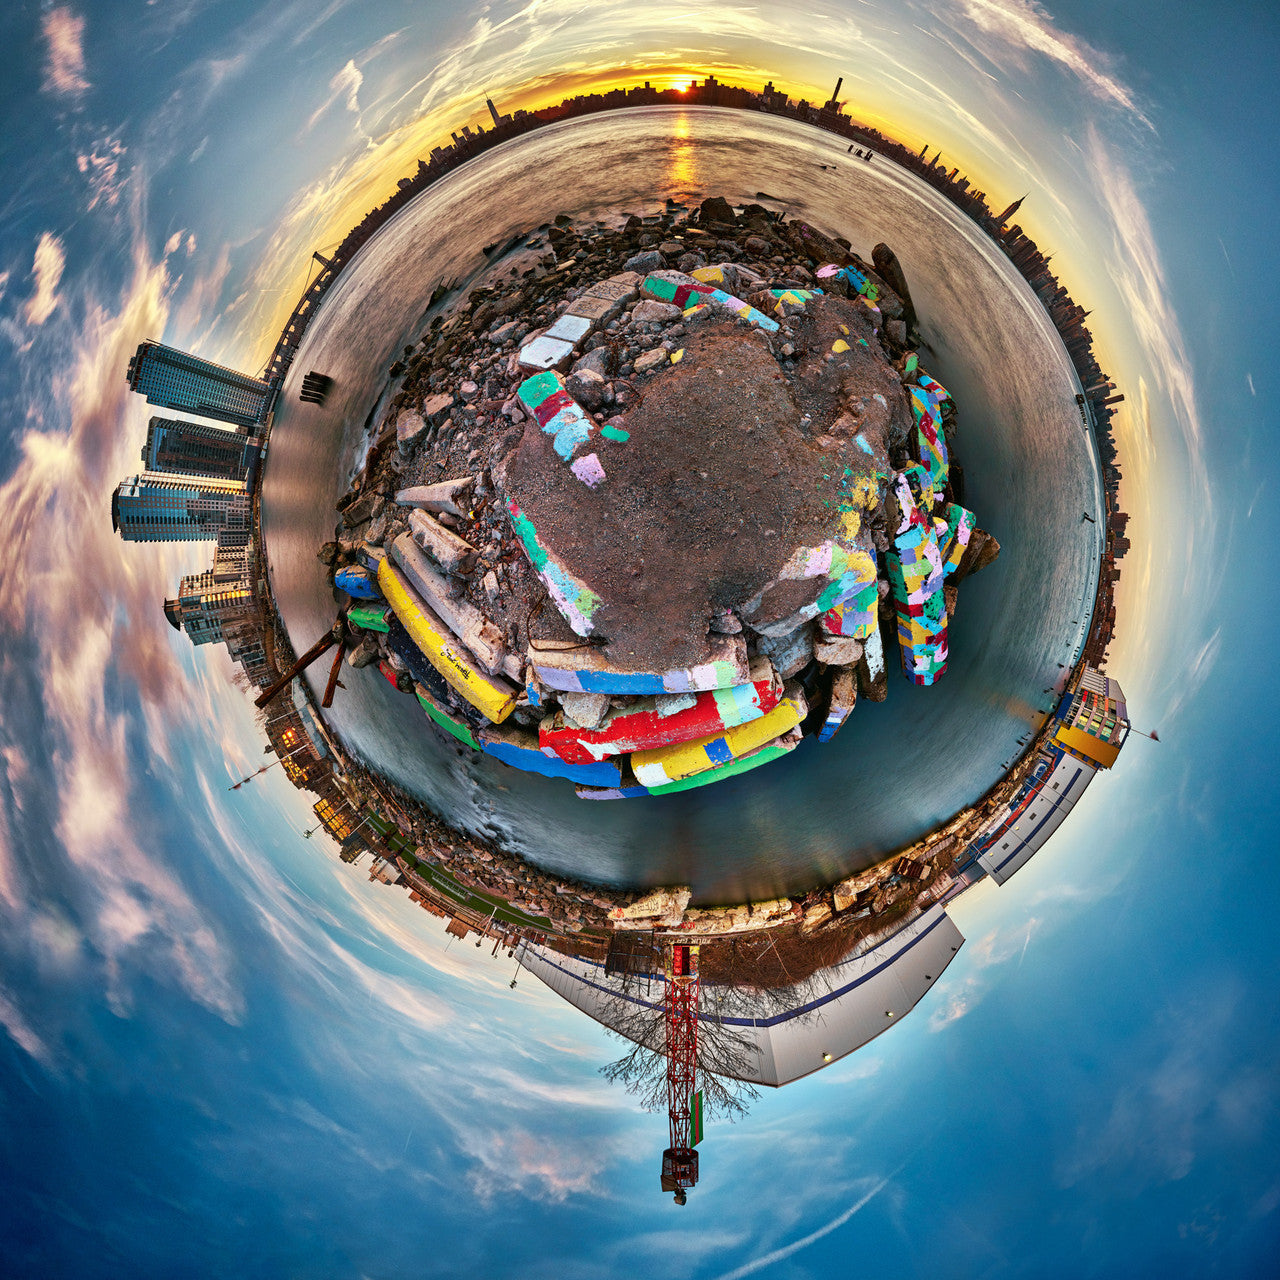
[328,197,992,800]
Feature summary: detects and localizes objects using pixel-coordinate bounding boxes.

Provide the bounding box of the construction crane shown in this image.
[660,942,702,1204]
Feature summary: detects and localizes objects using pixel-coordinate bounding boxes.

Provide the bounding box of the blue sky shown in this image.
[0,1,1277,1275]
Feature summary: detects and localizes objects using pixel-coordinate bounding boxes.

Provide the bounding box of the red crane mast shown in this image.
[660,943,701,1204]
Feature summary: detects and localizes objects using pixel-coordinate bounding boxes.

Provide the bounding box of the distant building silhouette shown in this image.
[141,416,258,482]
[126,341,271,428]
[111,471,249,542]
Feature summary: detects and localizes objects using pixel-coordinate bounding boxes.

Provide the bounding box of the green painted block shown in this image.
[416,691,480,749]
[601,424,630,443]
[517,370,562,409]
[348,604,390,632]
[643,275,678,302]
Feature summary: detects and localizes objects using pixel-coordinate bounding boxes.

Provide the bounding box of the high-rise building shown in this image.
[126,341,272,428]
[163,575,254,646]
[141,416,258,482]
[111,471,250,542]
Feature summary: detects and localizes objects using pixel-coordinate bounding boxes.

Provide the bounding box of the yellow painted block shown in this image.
[671,349,684,363]
[377,559,518,723]
[631,689,806,786]
[832,339,850,354]
[1053,724,1120,769]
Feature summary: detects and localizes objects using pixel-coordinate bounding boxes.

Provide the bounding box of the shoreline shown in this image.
[237,94,1125,973]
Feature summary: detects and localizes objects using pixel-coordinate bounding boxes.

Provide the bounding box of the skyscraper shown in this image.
[126,341,272,428]
[163,574,254,645]
[111,471,250,542]
[141,416,258,482]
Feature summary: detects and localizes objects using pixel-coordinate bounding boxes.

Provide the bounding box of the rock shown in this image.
[953,528,1000,581]
[623,249,665,274]
[482,570,501,603]
[489,320,521,345]
[395,410,429,454]
[832,867,884,912]
[755,626,814,679]
[698,195,736,225]
[814,635,863,665]
[709,609,742,634]
[340,491,377,527]
[421,392,455,422]
[634,347,668,374]
[562,692,610,729]
[801,901,834,932]
[348,635,381,668]
[459,380,480,403]
[744,235,771,255]
[886,319,907,346]
[658,240,684,258]
[631,299,682,324]
[572,346,613,378]
[317,541,339,566]
[566,367,608,411]
[609,886,691,926]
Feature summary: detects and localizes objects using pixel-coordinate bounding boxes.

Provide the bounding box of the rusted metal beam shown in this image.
[254,625,339,708]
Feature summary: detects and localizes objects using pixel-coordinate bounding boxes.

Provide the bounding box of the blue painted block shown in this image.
[481,738,623,787]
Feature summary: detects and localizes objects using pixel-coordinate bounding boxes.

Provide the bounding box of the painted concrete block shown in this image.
[415,682,480,749]
[540,657,782,763]
[377,559,518,722]
[528,633,750,695]
[631,687,807,787]
[390,533,506,674]
[504,498,602,636]
[643,728,802,795]
[477,725,623,786]
[817,666,857,742]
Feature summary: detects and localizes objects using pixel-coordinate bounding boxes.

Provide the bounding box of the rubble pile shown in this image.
[323,196,999,801]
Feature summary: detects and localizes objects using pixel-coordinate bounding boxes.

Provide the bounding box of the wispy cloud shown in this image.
[76,133,128,212]
[41,6,90,96]
[306,59,365,134]
[23,232,67,326]
[710,1174,895,1279]
[952,0,1151,127]
[929,915,1041,1029]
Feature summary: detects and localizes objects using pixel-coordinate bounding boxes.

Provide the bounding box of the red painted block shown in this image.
[539,663,782,764]
[533,389,575,426]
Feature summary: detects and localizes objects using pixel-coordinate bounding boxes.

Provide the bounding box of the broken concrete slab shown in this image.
[408,507,478,574]
[564,293,624,325]
[518,334,576,372]
[545,312,594,344]
[395,476,475,517]
[390,532,506,675]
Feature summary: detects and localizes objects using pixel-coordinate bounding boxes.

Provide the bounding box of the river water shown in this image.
[260,107,1102,903]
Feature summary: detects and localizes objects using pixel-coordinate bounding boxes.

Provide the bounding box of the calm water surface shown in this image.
[260,108,1103,902]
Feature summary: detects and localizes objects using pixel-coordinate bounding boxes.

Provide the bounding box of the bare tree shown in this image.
[597,960,836,1122]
